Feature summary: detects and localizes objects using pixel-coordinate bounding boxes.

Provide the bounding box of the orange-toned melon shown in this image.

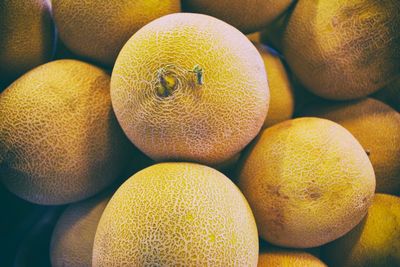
[0,0,55,82]
[0,60,132,205]
[52,0,180,65]
[281,0,400,100]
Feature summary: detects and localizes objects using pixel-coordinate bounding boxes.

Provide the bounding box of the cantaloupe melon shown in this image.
[182,0,293,33]
[50,193,111,267]
[0,59,132,205]
[238,117,376,248]
[0,0,55,82]
[322,193,400,267]
[302,98,400,195]
[93,162,259,266]
[111,13,269,166]
[281,0,400,100]
[52,0,180,65]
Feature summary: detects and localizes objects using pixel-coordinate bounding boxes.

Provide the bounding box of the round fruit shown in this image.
[302,98,400,195]
[0,59,131,205]
[111,13,269,166]
[256,44,294,128]
[93,163,259,266]
[52,0,180,65]
[322,193,400,267]
[258,248,327,267]
[281,0,400,100]
[50,193,110,267]
[0,0,55,81]
[182,0,293,33]
[238,117,376,248]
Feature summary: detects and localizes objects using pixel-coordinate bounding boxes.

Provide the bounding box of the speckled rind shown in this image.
[0,60,131,205]
[238,117,376,248]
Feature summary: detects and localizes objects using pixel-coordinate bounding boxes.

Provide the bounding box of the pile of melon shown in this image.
[1,0,399,266]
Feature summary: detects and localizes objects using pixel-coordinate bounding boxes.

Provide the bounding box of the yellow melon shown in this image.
[258,248,327,267]
[302,98,400,195]
[52,0,180,66]
[111,13,269,166]
[93,162,259,266]
[0,59,132,205]
[182,0,294,33]
[50,193,111,267]
[281,0,400,100]
[373,77,400,112]
[0,0,55,81]
[238,117,376,248]
[256,44,294,128]
[322,193,400,267]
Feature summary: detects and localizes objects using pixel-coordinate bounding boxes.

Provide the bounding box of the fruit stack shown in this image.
[0,0,399,266]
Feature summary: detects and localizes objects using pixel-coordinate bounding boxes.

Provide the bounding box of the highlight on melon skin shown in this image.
[111,13,269,166]
[280,0,400,100]
[238,117,376,248]
[0,59,134,205]
[0,0,56,83]
[52,0,181,66]
[92,162,259,266]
